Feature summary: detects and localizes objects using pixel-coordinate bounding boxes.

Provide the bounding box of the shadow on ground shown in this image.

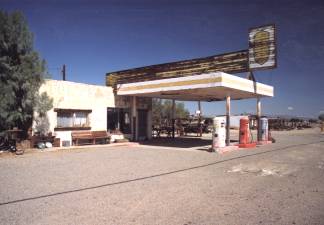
[139,137,238,149]
[139,137,211,148]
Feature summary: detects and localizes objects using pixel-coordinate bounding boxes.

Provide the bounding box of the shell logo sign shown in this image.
[253,30,270,65]
[249,24,276,70]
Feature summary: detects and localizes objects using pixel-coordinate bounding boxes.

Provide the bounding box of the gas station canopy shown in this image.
[116,72,273,101]
[108,24,277,145]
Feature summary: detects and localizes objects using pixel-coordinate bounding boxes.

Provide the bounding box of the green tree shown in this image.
[152,99,190,125]
[319,113,324,121]
[152,98,163,125]
[175,102,190,118]
[319,113,324,132]
[0,11,52,137]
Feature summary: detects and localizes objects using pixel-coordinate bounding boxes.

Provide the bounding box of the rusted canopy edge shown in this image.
[106,49,249,87]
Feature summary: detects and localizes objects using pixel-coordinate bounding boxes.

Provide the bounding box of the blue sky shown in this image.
[2,0,324,118]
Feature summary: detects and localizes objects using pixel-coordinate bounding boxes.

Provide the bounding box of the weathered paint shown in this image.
[34,80,115,145]
[34,80,153,145]
[248,24,276,70]
[106,50,248,87]
[117,72,274,99]
[106,24,277,88]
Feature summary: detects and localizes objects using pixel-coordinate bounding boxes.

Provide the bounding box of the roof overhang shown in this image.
[116,72,274,101]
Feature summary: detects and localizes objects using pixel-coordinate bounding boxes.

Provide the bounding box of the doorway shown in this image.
[137,109,148,140]
[107,108,131,134]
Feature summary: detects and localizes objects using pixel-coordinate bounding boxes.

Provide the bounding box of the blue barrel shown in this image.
[260,118,268,141]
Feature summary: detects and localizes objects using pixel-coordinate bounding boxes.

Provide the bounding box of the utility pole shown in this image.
[62,64,66,81]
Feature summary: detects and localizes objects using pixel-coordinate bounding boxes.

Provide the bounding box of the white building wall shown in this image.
[35,79,115,146]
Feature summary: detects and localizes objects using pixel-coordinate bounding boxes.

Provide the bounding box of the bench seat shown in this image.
[71,131,110,146]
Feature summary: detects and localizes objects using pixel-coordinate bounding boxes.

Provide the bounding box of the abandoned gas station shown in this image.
[35,24,276,150]
[105,24,276,150]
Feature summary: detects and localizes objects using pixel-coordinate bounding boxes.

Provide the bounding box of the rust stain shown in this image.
[253,30,270,65]
[106,50,249,88]
[106,24,277,88]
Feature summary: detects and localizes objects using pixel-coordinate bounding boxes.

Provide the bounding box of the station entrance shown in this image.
[106,24,276,150]
[116,72,273,149]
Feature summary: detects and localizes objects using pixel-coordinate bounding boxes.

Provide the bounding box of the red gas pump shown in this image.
[238,117,256,148]
[239,118,250,144]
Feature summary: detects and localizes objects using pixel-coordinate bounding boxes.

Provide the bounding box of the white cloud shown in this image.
[288,106,294,111]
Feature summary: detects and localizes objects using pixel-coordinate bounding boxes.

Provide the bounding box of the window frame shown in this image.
[54,108,92,131]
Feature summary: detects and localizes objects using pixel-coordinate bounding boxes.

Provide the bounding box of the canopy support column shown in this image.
[257,97,261,141]
[226,95,231,146]
[172,99,175,138]
[132,96,137,141]
[198,101,202,137]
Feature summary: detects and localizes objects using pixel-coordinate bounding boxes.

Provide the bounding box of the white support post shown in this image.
[257,97,261,142]
[198,101,202,137]
[172,99,175,138]
[147,98,153,140]
[132,96,137,141]
[226,95,231,146]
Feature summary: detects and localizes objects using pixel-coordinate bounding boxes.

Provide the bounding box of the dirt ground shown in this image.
[0,128,323,224]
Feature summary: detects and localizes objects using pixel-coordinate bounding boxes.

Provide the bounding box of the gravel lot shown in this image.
[1,129,324,225]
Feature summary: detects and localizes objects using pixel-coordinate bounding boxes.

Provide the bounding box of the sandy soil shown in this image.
[0,128,323,224]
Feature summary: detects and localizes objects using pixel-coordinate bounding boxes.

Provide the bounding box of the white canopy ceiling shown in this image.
[117,72,273,101]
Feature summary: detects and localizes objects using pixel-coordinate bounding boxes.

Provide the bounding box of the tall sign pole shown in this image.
[172,99,175,138]
[198,101,202,137]
[226,95,231,146]
[257,97,261,141]
[248,24,276,142]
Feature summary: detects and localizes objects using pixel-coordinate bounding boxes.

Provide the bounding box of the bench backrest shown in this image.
[71,130,109,138]
[71,131,92,138]
[92,131,109,138]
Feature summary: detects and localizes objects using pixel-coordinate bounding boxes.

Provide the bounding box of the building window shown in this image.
[107,108,131,134]
[54,109,91,131]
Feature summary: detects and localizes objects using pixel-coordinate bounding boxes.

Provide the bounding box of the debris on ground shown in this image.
[227,163,282,176]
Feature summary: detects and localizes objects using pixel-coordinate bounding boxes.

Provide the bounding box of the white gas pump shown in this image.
[212,117,226,149]
[259,117,269,141]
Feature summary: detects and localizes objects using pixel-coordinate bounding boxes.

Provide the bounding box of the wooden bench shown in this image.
[71,131,110,146]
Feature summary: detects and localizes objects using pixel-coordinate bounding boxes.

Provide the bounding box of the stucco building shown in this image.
[33,79,152,146]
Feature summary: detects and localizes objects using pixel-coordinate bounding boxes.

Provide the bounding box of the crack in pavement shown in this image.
[1,140,323,206]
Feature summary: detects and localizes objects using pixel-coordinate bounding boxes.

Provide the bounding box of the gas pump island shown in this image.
[106,24,277,151]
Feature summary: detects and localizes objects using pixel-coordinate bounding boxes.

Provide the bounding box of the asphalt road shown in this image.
[0,129,324,225]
